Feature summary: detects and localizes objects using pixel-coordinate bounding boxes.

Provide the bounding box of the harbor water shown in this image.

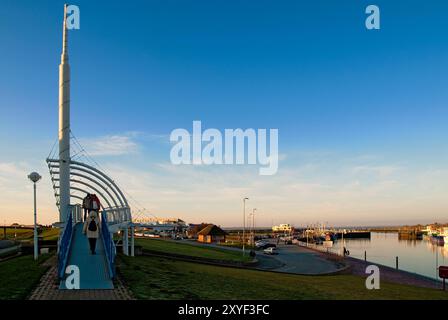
[329,232,447,281]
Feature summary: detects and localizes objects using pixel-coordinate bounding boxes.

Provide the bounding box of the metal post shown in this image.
[436,247,439,280]
[243,200,245,255]
[123,228,129,255]
[396,256,399,270]
[364,250,367,261]
[253,213,255,246]
[131,225,135,257]
[306,227,308,246]
[250,213,253,246]
[242,197,248,256]
[33,182,38,261]
[252,208,256,247]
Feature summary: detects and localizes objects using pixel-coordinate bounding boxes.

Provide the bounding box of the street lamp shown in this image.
[251,208,257,246]
[242,197,249,256]
[28,172,41,261]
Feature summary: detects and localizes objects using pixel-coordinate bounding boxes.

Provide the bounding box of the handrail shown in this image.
[58,208,74,279]
[101,211,116,278]
[297,240,343,256]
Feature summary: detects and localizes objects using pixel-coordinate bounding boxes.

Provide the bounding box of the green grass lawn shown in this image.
[40,228,60,240]
[2,228,33,240]
[0,254,51,300]
[135,238,251,263]
[118,255,448,300]
[2,228,59,241]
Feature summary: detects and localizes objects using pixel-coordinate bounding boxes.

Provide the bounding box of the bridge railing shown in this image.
[71,204,83,223]
[101,211,116,278]
[102,207,131,226]
[297,240,343,257]
[58,207,74,279]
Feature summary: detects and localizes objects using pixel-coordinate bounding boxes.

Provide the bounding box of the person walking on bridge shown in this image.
[82,193,91,222]
[83,210,100,254]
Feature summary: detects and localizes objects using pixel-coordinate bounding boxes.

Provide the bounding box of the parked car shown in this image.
[260,243,276,250]
[263,247,278,255]
[255,240,268,248]
[146,233,160,238]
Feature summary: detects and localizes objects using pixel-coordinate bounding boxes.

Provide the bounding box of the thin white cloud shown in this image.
[0,162,25,177]
[78,133,139,156]
[352,165,400,178]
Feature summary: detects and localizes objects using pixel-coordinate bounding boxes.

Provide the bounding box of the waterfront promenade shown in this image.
[178,239,444,289]
[270,244,345,275]
[347,256,441,289]
[296,245,442,289]
[177,239,344,274]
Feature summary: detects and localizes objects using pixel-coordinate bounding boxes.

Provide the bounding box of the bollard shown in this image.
[396,256,399,270]
[364,250,367,261]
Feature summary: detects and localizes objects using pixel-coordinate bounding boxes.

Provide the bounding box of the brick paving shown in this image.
[28,256,135,300]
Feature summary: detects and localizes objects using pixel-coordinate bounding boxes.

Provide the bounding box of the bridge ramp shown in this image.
[59,223,114,289]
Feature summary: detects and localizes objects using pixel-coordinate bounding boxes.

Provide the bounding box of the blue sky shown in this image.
[1,0,448,226]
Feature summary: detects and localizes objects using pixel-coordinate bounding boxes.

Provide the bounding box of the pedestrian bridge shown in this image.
[59,222,114,289]
[47,158,135,289]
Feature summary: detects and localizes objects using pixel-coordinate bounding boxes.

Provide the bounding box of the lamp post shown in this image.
[242,197,249,256]
[251,208,257,246]
[28,172,42,261]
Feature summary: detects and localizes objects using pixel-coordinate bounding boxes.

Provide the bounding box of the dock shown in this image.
[335,231,371,239]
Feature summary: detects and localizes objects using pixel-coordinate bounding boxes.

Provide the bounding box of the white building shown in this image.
[272,224,293,233]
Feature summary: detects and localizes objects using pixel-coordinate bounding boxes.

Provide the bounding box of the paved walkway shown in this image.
[180,239,344,274]
[297,244,444,289]
[271,244,344,274]
[28,255,134,300]
[346,256,442,289]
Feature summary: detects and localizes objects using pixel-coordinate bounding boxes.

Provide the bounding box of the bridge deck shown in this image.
[59,223,114,290]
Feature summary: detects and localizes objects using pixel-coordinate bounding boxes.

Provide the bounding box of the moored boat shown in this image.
[430,233,445,245]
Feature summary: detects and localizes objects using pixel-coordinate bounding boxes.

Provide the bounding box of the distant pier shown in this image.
[335,231,371,239]
[397,229,423,240]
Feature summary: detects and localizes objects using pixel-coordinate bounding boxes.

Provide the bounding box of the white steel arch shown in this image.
[47,158,132,225]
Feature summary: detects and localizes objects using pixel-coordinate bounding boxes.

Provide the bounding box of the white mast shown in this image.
[58,4,70,223]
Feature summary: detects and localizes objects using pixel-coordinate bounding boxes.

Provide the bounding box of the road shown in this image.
[180,238,343,275]
[267,243,342,274]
